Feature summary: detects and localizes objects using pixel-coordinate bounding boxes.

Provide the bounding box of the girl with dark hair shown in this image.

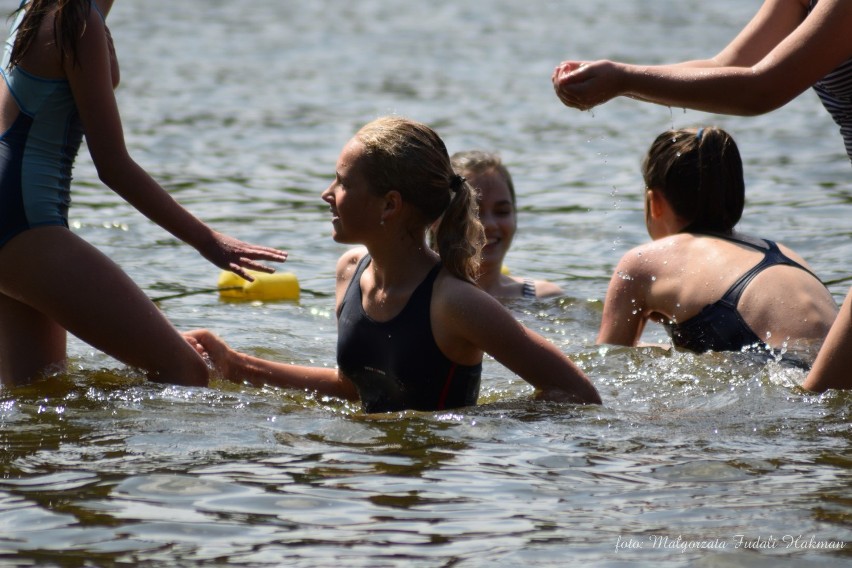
[597,127,837,364]
[0,1,285,386]
[188,117,601,412]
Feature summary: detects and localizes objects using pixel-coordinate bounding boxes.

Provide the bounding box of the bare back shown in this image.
[601,232,837,350]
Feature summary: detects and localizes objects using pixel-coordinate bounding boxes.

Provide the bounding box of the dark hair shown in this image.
[450,150,517,207]
[7,0,93,71]
[642,127,745,234]
[355,116,484,282]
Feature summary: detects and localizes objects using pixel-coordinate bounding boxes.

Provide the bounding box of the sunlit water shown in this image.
[1,1,850,566]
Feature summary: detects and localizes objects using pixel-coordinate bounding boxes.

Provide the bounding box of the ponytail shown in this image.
[435,175,483,283]
[642,127,745,234]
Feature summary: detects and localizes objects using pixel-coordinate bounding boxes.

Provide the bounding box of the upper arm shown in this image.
[712,0,808,66]
[435,281,601,404]
[597,252,652,346]
[64,9,131,178]
[725,0,852,109]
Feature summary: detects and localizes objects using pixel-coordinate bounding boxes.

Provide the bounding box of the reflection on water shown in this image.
[1,0,851,565]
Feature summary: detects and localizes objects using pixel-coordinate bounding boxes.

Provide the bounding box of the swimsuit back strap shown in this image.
[720,240,819,307]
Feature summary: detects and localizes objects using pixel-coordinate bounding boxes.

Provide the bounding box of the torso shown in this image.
[0,8,83,247]
[0,3,113,248]
[808,0,852,160]
[336,254,482,413]
[639,233,836,353]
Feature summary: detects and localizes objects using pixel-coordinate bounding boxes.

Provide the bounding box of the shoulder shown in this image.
[334,246,367,305]
[335,246,367,280]
[434,270,503,318]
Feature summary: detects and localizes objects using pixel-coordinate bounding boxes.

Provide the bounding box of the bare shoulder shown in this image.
[335,246,367,281]
[334,246,367,305]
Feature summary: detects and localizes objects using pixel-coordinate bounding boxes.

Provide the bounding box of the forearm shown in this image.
[514,331,602,405]
[618,62,789,116]
[99,160,214,251]
[223,349,359,400]
[803,288,852,392]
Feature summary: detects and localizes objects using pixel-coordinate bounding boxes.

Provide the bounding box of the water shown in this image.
[1,1,850,566]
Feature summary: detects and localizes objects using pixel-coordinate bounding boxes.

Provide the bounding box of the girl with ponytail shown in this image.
[187,116,601,412]
[598,127,837,366]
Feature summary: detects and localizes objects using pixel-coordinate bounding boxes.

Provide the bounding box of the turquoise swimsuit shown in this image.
[0,6,88,247]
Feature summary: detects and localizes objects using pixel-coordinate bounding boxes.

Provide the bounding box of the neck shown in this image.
[365,232,439,289]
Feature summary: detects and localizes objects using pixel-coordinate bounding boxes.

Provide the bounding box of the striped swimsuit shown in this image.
[809,0,852,161]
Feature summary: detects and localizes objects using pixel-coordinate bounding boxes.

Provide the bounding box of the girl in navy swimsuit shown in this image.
[187,117,601,412]
[597,127,837,365]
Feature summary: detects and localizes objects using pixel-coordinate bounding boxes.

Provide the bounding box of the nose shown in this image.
[321,184,333,204]
[479,210,496,230]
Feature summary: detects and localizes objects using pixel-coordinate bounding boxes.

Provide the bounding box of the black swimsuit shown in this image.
[663,234,822,365]
[336,255,482,413]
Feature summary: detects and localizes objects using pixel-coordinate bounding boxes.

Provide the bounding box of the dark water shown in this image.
[1,1,850,566]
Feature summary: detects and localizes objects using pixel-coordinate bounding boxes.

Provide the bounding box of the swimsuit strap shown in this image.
[718,239,821,307]
[522,279,536,298]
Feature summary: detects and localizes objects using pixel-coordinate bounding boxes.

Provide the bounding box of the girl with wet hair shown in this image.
[0,1,286,387]
[449,150,562,299]
[188,116,601,412]
[598,127,837,367]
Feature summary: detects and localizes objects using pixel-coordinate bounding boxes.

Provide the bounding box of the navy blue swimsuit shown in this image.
[663,234,821,365]
[336,255,482,413]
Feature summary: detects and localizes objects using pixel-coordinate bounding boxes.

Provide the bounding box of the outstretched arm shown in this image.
[434,279,602,404]
[552,0,852,115]
[185,330,360,401]
[802,287,852,392]
[67,8,286,280]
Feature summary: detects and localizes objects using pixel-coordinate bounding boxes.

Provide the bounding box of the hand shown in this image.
[184,330,234,380]
[552,59,621,111]
[199,231,288,281]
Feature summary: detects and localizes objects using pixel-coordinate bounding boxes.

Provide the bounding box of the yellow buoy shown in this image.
[218,270,300,301]
[501,264,511,275]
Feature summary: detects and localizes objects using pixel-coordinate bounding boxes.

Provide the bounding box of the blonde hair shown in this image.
[355,116,484,282]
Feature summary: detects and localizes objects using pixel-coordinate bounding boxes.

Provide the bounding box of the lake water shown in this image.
[1,1,850,566]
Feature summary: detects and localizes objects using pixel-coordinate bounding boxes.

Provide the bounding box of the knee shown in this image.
[148,352,210,387]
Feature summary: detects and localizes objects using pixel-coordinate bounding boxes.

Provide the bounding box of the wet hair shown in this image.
[450,150,517,207]
[642,126,745,234]
[355,116,484,283]
[7,0,93,71]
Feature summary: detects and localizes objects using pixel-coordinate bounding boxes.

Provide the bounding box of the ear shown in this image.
[646,188,668,220]
[380,190,403,224]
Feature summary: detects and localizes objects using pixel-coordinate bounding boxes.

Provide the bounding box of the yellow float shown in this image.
[218,270,300,301]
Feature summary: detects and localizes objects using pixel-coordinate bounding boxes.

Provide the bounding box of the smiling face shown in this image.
[321,138,384,244]
[470,169,517,272]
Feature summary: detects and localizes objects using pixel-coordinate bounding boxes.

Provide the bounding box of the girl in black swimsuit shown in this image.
[187,117,601,412]
[597,127,837,366]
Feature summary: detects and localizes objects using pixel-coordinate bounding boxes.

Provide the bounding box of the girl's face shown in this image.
[471,169,516,270]
[321,138,384,244]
